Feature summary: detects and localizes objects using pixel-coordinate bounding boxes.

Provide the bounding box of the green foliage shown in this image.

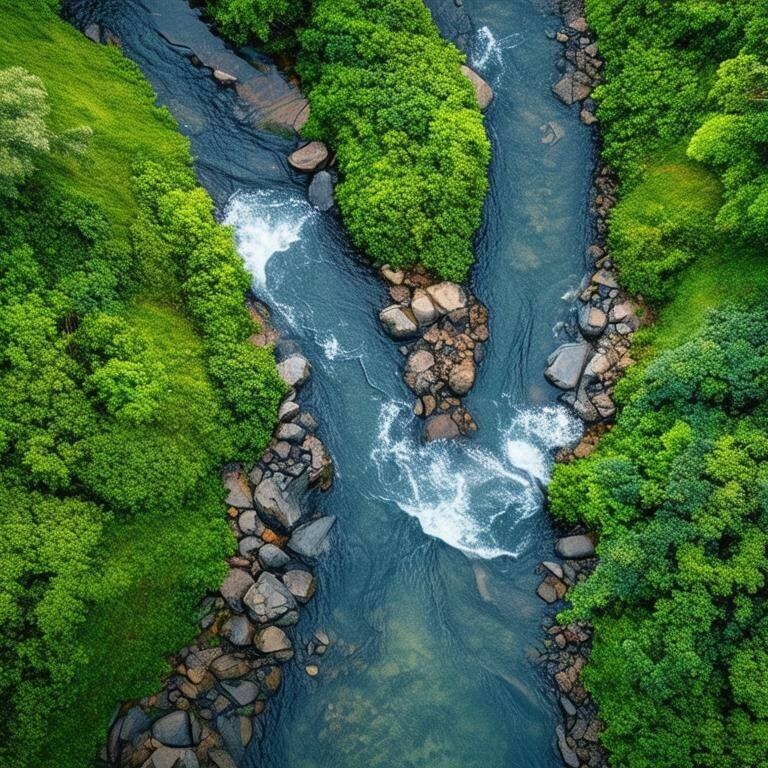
[207,0,310,46]
[297,0,490,280]
[550,307,768,768]
[0,2,282,765]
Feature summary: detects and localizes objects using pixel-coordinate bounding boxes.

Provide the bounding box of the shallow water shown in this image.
[64,0,594,764]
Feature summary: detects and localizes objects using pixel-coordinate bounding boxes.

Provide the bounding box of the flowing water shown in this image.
[65,0,594,764]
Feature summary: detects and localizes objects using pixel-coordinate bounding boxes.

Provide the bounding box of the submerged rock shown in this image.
[288,516,336,558]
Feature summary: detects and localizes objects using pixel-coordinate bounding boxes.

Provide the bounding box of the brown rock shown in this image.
[460,65,494,111]
[448,358,476,395]
[425,413,461,441]
[287,141,329,172]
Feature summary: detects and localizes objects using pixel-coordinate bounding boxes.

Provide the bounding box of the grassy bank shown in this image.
[0,1,283,765]
[206,0,491,282]
[549,2,768,766]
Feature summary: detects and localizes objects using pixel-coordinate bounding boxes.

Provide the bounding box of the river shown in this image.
[64,1,594,765]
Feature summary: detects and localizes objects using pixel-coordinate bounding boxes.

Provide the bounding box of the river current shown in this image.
[65,0,594,764]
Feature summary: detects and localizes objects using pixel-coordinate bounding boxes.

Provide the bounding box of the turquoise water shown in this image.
[65,1,594,764]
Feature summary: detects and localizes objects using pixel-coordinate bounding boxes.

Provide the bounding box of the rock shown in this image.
[556,725,580,768]
[560,695,578,717]
[303,434,333,487]
[221,680,259,706]
[253,474,304,530]
[381,265,405,285]
[426,282,467,313]
[220,568,256,613]
[258,543,291,570]
[460,65,494,111]
[406,349,436,376]
[424,413,461,441]
[568,16,589,32]
[305,664,319,676]
[308,171,335,211]
[213,69,237,85]
[556,31,569,43]
[84,23,102,43]
[143,747,199,768]
[542,561,564,579]
[223,472,251,508]
[238,509,264,536]
[580,108,598,125]
[578,304,607,337]
[556,534,595,559]
[282,569,317,602]
[545,342,592,390]
[288,516,336,558]
[411,289,439,325]
[151,711,192,748]
[210,654,250,680]
[238,536,262,558]
[552,73,592,105]
[254,625,293,655]
[288,141,329,172]
[448,358,476,395]
[208,750,238,768]
[537,580,559,603]
[591,269,618,289]
[277,354,311,387]
[379,305,419,339]
[276,422,305,443]
[221,614,255,646]
[243,572,298,624]
[278,399,300,422]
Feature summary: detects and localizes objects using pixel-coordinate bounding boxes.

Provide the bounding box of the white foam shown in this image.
[223,189,313,287]
[470,26,524,75]
[371,402,581,560]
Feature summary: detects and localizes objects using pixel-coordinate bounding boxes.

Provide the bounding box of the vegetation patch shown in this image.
[0,1,283,765]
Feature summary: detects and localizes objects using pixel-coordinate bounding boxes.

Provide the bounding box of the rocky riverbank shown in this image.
[103,303,333,768]
[535,3,640,767]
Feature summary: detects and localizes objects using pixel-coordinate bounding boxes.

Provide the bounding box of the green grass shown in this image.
[0,0,189,231]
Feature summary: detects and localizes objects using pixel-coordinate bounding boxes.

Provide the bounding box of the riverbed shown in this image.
[64,0,594,764]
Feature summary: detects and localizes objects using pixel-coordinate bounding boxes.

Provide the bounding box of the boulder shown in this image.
[448,358,476,395]
[278,398,300,422]
[303,434,333,487]
[308,171,335,211]
[426,282,467,313]
[460,65,494,111]
[253,473,304,530]
[277,354,310,388]
[221,614,255,647]
[238,536,262,558]
[288,141,329,172]
[379,305,418,339]
[223,472,251,508]
[556,725,580,768]
[591,268,618,289]
[542,561,564,579]
[208,750,238,768]
[258,543,291,570]
[151,711,192,748]
[568,16,589,32]
[556,534,595,559]
[213,69,237,86]
[424,413,461,441]
[143,747,199,768]
[410,289,439,325]
[221,680,259,706]
[83,23,102,43]
[578,304,607,337]
[276,422,305,443]
[254,625,293,655]
[281,569,316,602]
[288,516,336,558]
[552,73,592,105]
[381,265,405,285]
[406,349,435,376]
[544,342,592,390]
[238,509,265,536]
[210,654,250,680]
[243,572,298,624]
[220,568,255,613]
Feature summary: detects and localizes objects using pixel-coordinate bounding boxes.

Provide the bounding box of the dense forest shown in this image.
[549,1,768,766]
[0,1,284,765]
[207,0,491,281]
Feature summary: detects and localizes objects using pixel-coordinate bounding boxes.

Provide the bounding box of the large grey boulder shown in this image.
[556,725,580,768]
[379,305,418,339]
[143,747,199,768]
[223,472,251,508]
[253,473,305,531]
[151,711,192,748]
[277,354,310,388]
[545,342,592,390]
[460,65,494,111]
[221,679,259,706]
[288,141,329,172]
[308,171,335,211]
[220,614,255,646]
[281,569,316,603]
[556,534,595,559]
[287,516,336,558]
[243,572,298,624]
[220,568,255,612]
[208,750,238,768]
[258,543,291,570]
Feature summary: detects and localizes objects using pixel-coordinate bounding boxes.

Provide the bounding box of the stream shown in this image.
[64,0,594,765]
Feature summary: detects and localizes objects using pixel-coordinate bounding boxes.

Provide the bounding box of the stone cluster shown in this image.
[535,537,607,768]
[103,305,333,768]
[377,265,489,441]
